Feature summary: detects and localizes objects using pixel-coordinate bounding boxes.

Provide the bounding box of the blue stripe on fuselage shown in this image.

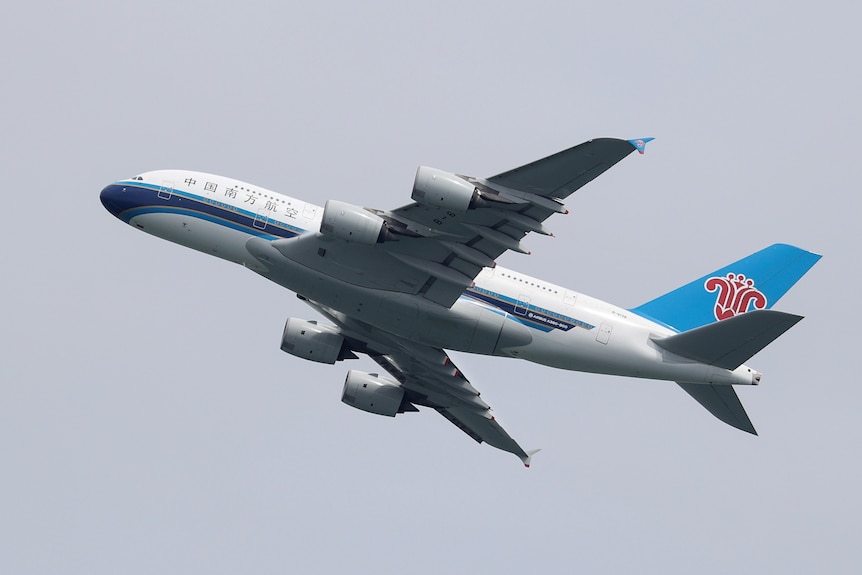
[102,182,306,240]
[463,288,594,332]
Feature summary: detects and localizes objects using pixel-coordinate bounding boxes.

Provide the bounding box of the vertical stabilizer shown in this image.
[631,244,820,332]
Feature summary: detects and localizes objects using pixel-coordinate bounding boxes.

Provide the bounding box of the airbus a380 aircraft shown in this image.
[100,138,820,466]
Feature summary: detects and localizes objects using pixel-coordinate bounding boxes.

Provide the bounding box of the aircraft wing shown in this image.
[266,137,646,308]
[371,349,538,466]
[485,137,650,199]
[305,299,538,466]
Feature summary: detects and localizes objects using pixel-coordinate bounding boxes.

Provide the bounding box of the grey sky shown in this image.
[2,1,860,573]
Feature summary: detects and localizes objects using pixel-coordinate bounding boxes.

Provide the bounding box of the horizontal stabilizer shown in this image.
[677,382,757,434]
[653,310,803,370]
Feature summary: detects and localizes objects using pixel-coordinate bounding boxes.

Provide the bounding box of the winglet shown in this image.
[521,448,542,468]
[628,137,655,154]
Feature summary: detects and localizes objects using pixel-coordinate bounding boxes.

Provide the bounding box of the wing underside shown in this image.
[304,298,537,465]
[267,138,643,309]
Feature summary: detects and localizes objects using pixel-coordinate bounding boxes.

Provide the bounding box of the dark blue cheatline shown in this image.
[463,289,594,332]
[100,182,303,240]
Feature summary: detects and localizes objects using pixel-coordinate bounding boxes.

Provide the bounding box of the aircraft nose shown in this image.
[100,183,133,219]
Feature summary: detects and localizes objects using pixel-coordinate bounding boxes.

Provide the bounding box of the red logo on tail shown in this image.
[704,273,767,320]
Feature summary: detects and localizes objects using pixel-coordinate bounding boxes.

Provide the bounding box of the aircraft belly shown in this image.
[246,237,756,386]
[131,213,258,267]
[247,240,575,357]
[247,242,426,336]
[410,298,530,355]
[246,237,527,355]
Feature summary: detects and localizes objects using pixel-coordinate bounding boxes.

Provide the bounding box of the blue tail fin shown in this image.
[630,244,821,332]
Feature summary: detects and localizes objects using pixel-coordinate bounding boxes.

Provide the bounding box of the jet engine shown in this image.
[320,200,390,245]
[411,166,485,212]
[341,370,406,417]
[280,318,354,364]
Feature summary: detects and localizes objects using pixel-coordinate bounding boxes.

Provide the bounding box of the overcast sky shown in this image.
[2,1,860,573]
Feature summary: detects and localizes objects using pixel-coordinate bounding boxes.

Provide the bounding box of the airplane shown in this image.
[99,137,820,466]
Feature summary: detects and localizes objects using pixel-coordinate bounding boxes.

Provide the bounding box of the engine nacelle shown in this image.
[281,318,348,364]
[320,200,387,245]
[341,370,405,417]
[412,166,481,212]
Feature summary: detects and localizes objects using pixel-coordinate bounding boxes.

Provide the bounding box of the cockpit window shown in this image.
[131,176,144,181]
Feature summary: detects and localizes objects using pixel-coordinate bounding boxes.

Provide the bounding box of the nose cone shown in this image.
[100,183,136,220]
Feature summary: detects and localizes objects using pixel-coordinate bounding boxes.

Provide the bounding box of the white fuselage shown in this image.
[101,170,757,387]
